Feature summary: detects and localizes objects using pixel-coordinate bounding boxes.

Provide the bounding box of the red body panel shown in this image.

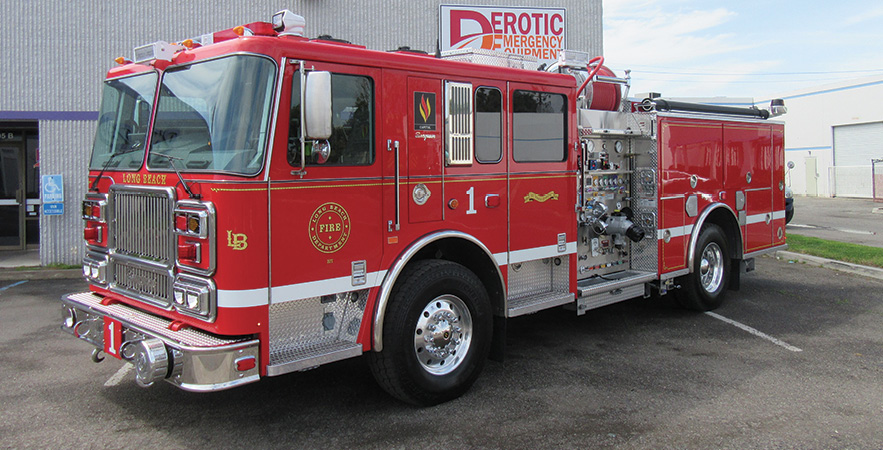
[85,29,784,380]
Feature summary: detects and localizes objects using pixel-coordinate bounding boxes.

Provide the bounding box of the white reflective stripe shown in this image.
[746,213,771,225]
[508,242,576,265]
[772,210,786,220]
[657,224,694,240]
[269,270,387,305]
[493,251,508,266]
[217,287,269,308]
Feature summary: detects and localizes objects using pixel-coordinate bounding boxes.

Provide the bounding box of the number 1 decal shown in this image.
[466,187,477,215]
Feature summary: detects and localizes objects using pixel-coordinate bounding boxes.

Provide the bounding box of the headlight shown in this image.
[172,274,216,320]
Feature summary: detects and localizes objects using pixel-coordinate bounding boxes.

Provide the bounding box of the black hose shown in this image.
[652,99,770,119]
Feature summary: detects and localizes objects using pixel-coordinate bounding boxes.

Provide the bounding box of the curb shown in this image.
[0,268,83,282]
[774,251,883,282]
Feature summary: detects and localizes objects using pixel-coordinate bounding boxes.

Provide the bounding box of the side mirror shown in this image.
[304,71,332,140]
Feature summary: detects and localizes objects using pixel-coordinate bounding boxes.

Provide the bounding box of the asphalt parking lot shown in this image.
[788,196,883,248]
[1,256,881,450]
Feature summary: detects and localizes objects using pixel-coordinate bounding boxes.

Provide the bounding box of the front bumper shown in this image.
[61,292,260,392]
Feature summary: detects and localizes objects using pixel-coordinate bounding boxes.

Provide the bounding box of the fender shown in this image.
[687,202,742,272]
[371,230,505,352]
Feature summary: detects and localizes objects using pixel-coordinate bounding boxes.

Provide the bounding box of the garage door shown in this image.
[832,122,883,197]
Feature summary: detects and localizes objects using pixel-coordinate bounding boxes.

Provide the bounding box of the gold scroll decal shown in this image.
[524,191,559,203]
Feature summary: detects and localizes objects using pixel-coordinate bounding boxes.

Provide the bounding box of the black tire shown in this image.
[367,259,492,406]
[677,224,730,311]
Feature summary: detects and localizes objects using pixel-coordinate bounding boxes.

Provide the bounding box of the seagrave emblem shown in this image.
[309,202,352,253]
[524,191,559,203]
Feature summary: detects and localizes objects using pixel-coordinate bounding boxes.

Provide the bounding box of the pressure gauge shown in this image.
[614,141,624,154]
[586,140,595,152]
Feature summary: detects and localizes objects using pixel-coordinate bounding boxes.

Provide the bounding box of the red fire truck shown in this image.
[61,10,788,405]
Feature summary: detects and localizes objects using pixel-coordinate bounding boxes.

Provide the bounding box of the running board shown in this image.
[266,341,362,376]
[507,292,575,318]
[574,270,657,315]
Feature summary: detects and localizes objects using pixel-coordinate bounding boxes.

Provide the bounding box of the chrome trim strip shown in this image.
[659,268,690,280]
[744,244,788,259]
[372,231,505,352]
[687,203,742,273]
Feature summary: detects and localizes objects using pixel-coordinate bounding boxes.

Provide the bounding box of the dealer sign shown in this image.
[439,5,566,64]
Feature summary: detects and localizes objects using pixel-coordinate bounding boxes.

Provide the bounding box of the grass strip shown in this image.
[786,234,883,268]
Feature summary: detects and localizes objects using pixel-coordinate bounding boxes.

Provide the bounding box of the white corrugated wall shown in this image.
[1,0,602,265]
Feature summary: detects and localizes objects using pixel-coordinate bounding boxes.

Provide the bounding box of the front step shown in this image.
[574,270,656,315]
[506,292,574,318]
[267,341,362,375]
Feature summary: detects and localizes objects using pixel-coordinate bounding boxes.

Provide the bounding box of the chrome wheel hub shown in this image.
[699,242,724,293]
[414,294,473,375]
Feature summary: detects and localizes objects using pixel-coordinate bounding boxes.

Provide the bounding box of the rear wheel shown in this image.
[367,260,492,406]
[677,224,730,311]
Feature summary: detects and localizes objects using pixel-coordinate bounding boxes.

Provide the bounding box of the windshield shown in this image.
[89,72,158,170]
[148,55,277,175]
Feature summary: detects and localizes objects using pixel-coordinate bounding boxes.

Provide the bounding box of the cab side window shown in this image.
[288,72,375,166]
[474,87,502,163]
[512,90,566,162]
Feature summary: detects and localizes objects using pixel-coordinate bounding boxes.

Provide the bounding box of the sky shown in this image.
[603,0,883,101]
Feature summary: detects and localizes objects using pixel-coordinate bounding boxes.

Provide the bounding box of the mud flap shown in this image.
[728,257,755,291]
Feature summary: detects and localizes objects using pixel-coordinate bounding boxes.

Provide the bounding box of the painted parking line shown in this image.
[104,364,133,387]
[705,311,803,352]
[0,280,28,292]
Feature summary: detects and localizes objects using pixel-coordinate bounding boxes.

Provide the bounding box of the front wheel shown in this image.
[367,260,492,406]
[677,224,730,311]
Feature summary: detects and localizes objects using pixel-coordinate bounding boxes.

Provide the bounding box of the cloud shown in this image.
[841,5,883,26]
[604,1,745,66]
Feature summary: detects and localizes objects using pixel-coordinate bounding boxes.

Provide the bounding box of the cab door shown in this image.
[269,61,383,305]
[406,76,443,224]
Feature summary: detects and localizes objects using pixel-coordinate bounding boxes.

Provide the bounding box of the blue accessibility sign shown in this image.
[43,203,64,215]
[42,175,64,203]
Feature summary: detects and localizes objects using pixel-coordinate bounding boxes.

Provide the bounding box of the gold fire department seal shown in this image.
[309,202,351,253]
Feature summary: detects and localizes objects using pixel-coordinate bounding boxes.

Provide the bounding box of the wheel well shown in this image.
[409,237,505,317]
[702,207,743,259]
[372,233,506,353]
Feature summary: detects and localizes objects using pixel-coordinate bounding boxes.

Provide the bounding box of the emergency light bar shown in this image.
[272,9,305,36]
[133,41,184,63]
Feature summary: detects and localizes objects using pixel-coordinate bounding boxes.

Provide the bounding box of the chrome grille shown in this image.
[112,259,173,307]
[111,186,175,262]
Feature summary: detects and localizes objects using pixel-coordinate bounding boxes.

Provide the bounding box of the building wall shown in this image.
[759,76,883,198]
[0,0,602,264]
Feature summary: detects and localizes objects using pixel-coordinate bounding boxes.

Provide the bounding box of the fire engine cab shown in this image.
[61,10,787,405]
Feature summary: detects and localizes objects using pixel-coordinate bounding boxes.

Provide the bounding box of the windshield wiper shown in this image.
[151,153,201,199]
[89,147,141,192]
